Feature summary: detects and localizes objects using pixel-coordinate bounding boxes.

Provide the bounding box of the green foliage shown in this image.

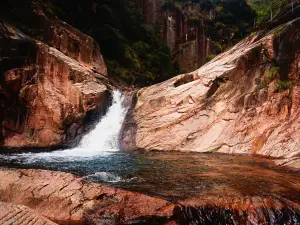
[257,78,268,90]
[276,80,292,92]
[215,5,222,13]
[210,41,223,55]
[47,0,255,85]
[188,14,201,22]
[49,0,174,86]
[272,24,289,37]
[206,54,217,61]
[249,0,291,25]
[162,0,182,10]
[179,41,194,49]
[251,3,271,24]
[256,66,292,92]
[266,67,279,79]
[256,66,279,91]
[215,22,226,28]
[215,42,223,52]
[207,0,255,45]
[165,0,255,56]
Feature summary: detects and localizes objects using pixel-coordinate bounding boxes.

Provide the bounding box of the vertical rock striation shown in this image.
[137,0,214,72]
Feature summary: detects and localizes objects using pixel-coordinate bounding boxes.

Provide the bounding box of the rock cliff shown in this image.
[136,0,253,73]
[120,5,300,168]
[0,0,111,149]
[137,0,213,72]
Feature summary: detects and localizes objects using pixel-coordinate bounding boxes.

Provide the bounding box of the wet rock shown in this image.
[0,168,173,225]
[174,195,300,225]
[120,18,300,168]
[0,168,299,225]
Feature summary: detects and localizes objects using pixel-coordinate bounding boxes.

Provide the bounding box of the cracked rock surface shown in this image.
[120,16,300,169]
[0,168,299,225]
[0,168,173,225]
[0,201,57,225]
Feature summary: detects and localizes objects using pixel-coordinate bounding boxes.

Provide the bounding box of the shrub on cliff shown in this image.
[162,0,255,47]
[249,0,292,25]
[48,0,175,87]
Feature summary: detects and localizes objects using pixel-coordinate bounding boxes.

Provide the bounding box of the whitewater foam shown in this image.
[1,91,127,163]
[83,172,139,183]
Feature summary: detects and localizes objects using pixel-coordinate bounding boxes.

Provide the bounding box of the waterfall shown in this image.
[77,90,127,153]
[4,91,127,162]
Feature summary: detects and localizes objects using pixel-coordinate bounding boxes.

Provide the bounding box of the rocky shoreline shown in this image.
[0,167,299,225]
[0,168,173,225]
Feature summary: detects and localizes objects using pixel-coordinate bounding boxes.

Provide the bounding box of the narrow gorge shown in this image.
[0,0,300,224]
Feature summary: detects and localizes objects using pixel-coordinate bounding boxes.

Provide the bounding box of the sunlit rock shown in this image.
[120,16,300,168]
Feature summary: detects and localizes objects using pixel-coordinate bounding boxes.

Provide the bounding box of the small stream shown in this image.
[1,91,300,224]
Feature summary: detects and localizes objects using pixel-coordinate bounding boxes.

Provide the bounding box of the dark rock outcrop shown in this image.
[136,0,213,72]
[136,0,252,73]
[0,0,111,149]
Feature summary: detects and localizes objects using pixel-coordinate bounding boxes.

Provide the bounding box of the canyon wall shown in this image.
[0,0,111,149]
[120,4,300,168]
[137,0,214,72]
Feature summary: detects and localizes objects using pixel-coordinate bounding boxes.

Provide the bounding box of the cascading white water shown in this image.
[79,91,126,152]
[5,91,127,162]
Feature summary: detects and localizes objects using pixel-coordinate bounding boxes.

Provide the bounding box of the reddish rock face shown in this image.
[0,202,58,225]
[0,168,299,225]
[120,17,300,168]
[0,2,110,149]
[0,168,173,225]
[48,20,107,76]
[0,0,107,77]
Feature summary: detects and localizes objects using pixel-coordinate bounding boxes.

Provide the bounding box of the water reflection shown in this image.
[1,152,299,202]
[1,152,300,224]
